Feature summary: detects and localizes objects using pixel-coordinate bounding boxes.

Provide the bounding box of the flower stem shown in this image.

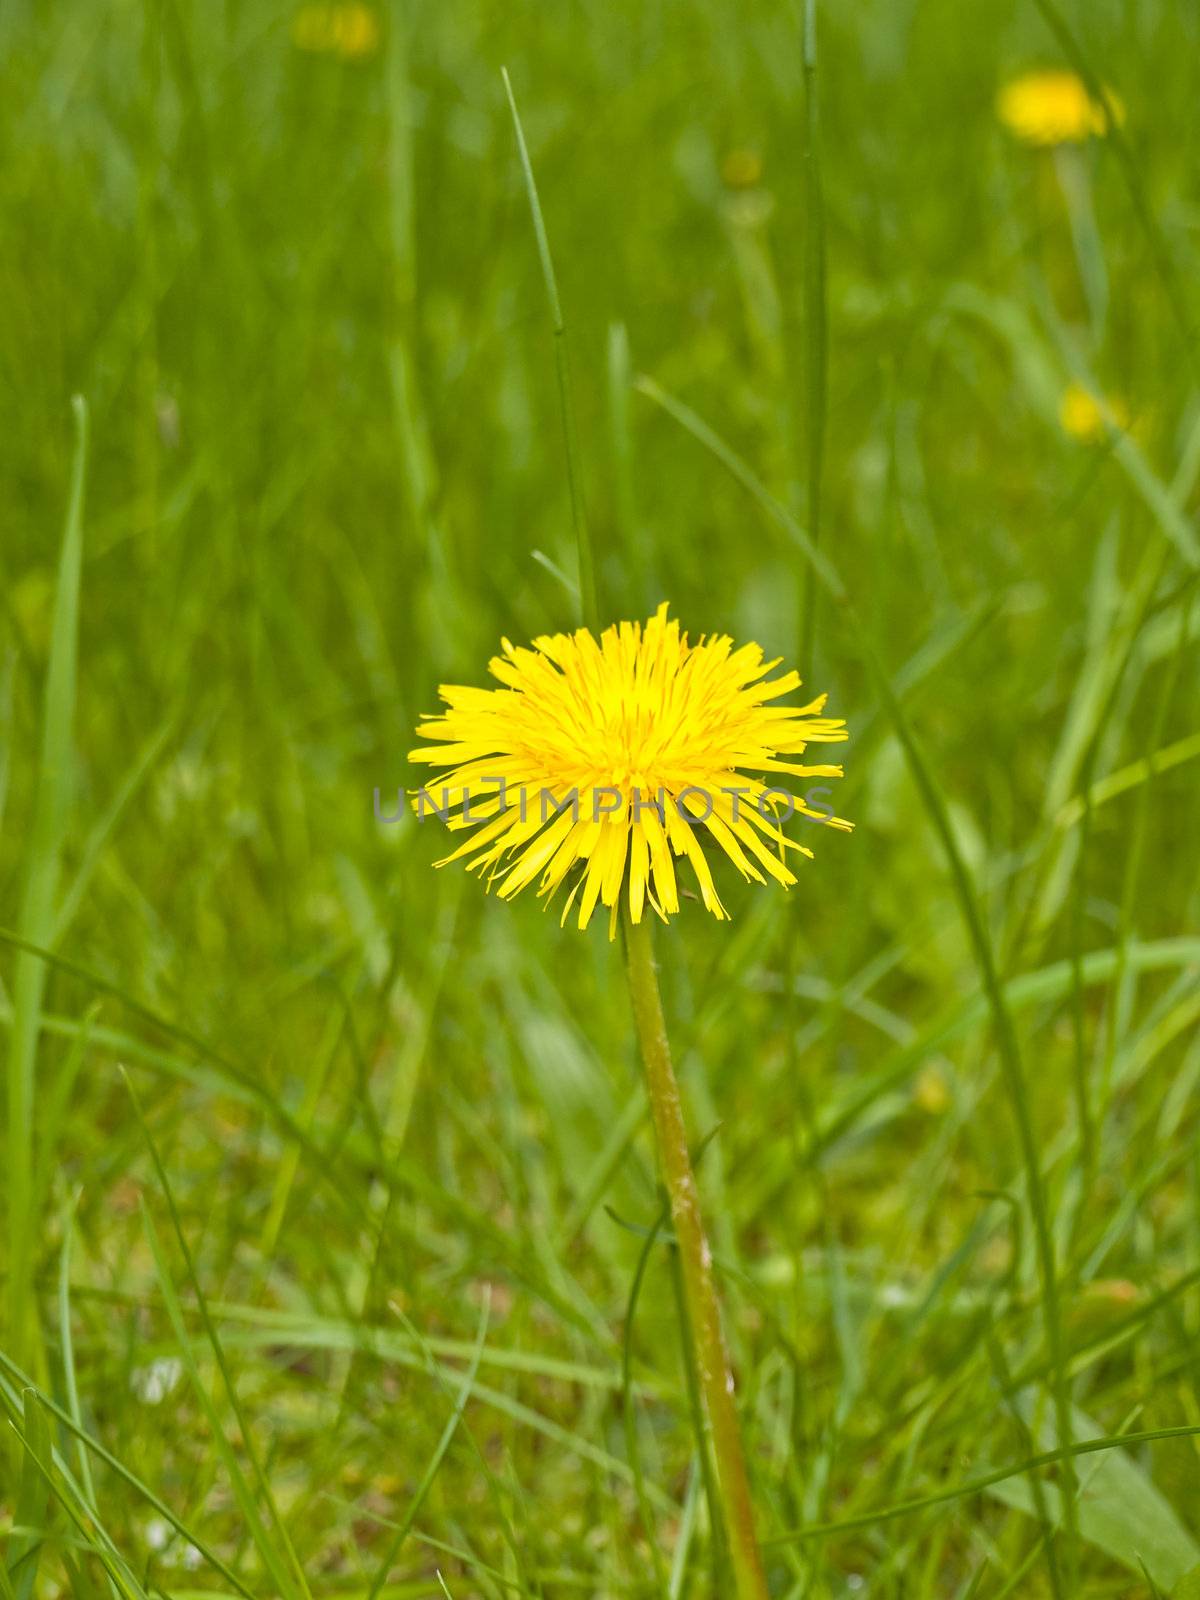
[622,911,769,1600]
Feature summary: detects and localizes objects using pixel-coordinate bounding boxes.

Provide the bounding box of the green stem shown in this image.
[623,912,769,1600]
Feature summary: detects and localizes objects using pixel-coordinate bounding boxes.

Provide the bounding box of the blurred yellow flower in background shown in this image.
[914,1064,951,1115]
[292,3,380,59]
[997,70,1123,147]
[721,149,764,190]
[1059,381,1128,442]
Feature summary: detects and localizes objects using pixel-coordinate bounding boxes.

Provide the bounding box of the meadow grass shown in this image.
[2,0,1200,1595]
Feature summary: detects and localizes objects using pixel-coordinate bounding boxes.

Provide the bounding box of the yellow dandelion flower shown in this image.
[291,2,380,60]
[997,70,1124,147]
[1059,381,1128,441]
[409,603,851,937]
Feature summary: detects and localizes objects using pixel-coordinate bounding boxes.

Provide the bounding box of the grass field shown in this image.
[2,0,1200,1594]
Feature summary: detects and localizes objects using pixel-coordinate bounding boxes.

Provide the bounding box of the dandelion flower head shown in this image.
[409,604,851,937]
[997,70,1123,147]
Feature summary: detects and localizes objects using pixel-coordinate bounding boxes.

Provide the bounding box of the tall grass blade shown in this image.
[8,1390,52,1600]
[502,66,598,630]
[766,1421,1200,1543]
[366,1295,491,1600]
[5,395,88,1378]
[126,1074,310,1600]
[56,1203,97,1513]
[619,1196,671,1598]
[5,1402,144,1600]
[798,0,827,675]
[607,321,644,607]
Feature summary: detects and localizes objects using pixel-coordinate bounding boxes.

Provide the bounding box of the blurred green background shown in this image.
[2,0,1199,1593]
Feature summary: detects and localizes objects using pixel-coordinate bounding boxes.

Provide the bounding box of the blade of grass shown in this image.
[32,1004,99,1226]
[258,973,355,1256]
[366,1293,491,1600]
[667,1224,728,1593]
[501,66,598,631]
[1054,728,1200,828]
[0,651,13,841]
[798,0,827,678]
[0,1355,254,1600]
[764,1421,1200,1544]
[619,1196,672,1599]
[125,1074,310,1600]
[668,1460,702,1600]
[607,320,644,608]
[8,1390,52,1600]
[330,1516,538,1596]
[138,1194,304,1600]
[1052,145,1108,341]
[786,17,832,1534]
[382,1292,532,1593]
[135,1293,669,1397]
[384,0,454,660]
[56,1200,97,1514]
[211,1304,676,1506]
[5,1403,145,1600]
[5,395,87,1379]
[50,712,176,945]
[1098,584,1195,1123]
[1062,540,1167,1202]
[986,1332,1065,1599]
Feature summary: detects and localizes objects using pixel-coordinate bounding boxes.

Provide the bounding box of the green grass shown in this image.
[2,0,1200,1594]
